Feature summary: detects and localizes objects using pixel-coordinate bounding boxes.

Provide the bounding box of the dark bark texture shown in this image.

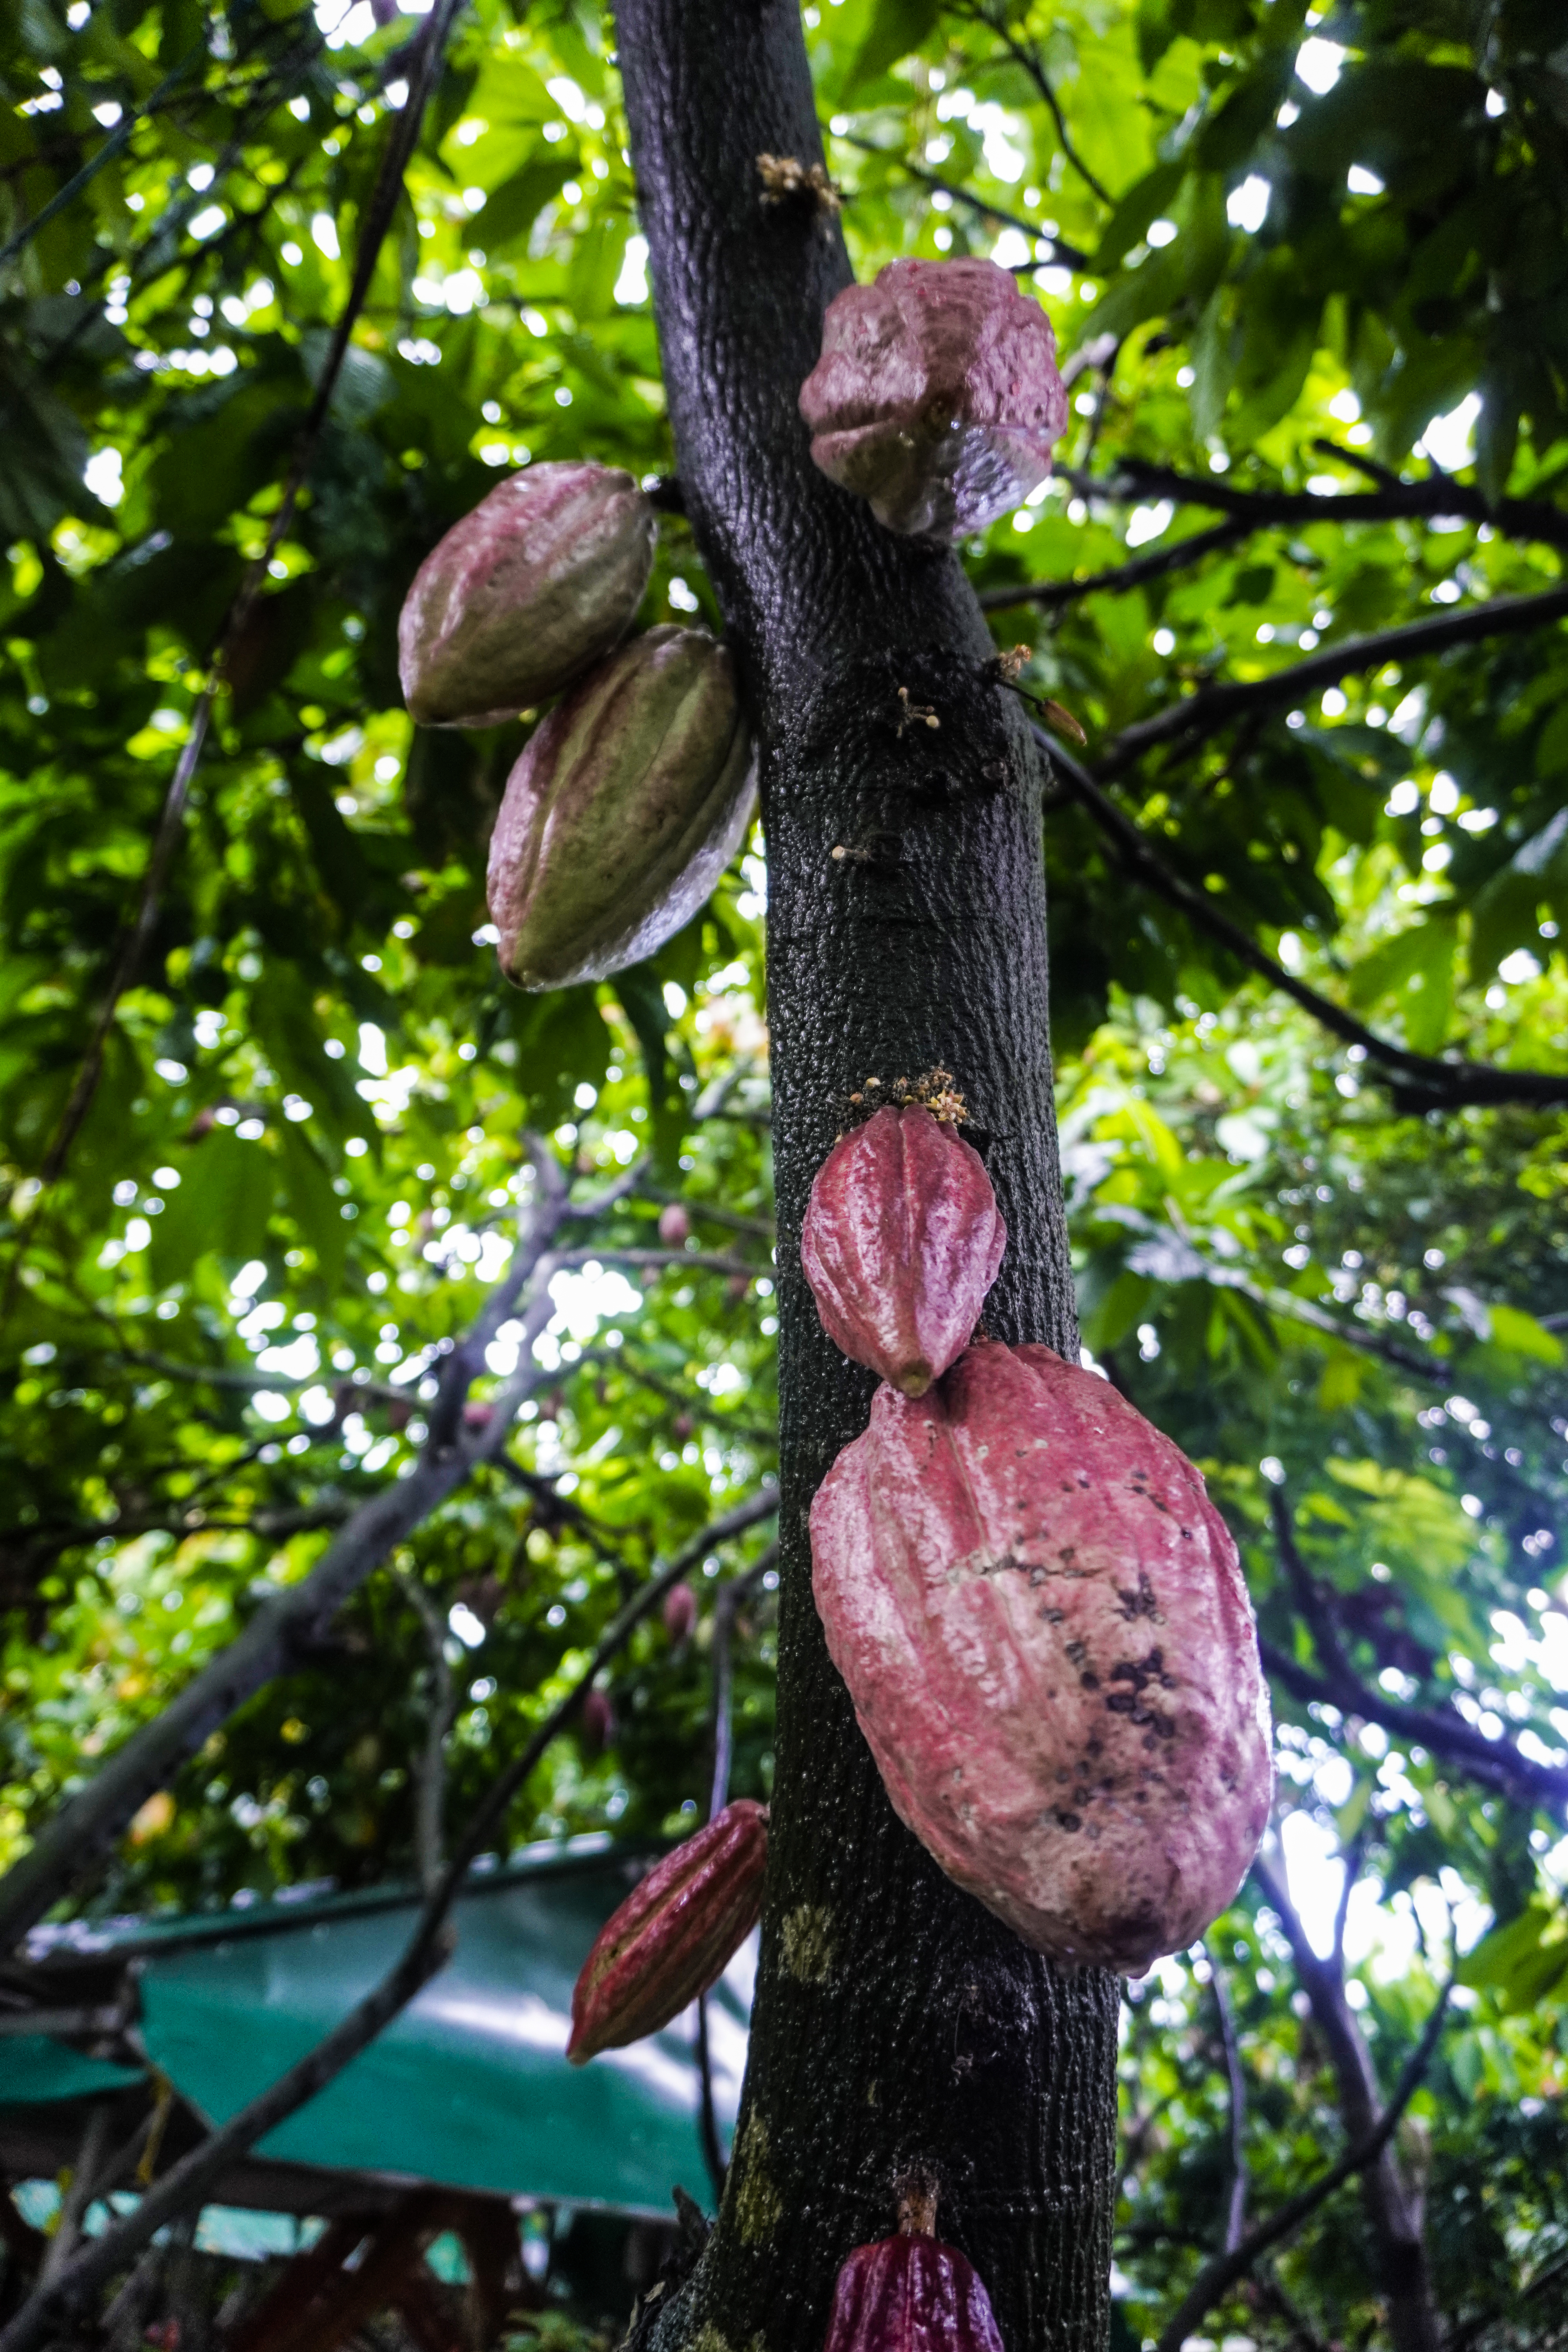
[615,7,1119,2352]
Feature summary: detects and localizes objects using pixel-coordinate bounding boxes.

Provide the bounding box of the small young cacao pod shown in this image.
[801,1104,1004,1396]
[580,1688,616,1751]
[567,1798,768,2063]
[822,2181,1003,2352]
[662,1583,697,1643]
[398,461,656,728]
[487,624,755,990]
[658,1202,692,1247]
[799,258,1068,541]
[810,1343,1271,1973]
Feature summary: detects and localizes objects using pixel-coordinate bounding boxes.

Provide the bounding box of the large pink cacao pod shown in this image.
[566,1799,767,2063]
[398,461,655,728]
[810,1343,1272,1972]
[799,258,1068,541]
[487,623,755,989]
[801,1105,1005,1396]
[822,2201,1004,2352]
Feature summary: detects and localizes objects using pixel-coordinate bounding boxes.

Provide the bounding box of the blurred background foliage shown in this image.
[1,0,1567,2343]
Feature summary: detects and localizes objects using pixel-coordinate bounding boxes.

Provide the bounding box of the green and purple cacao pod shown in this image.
[487,623,755,990]
[566,1798,768,2063]
[398,461,656,728]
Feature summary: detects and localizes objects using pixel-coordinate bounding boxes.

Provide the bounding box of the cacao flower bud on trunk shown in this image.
[823,2182,1004,2352]
[398,462,656,728]
[567,1799,768,2063]
[799,258,1068,541]
[801,1104,1004,1396]
[487,625,756,990]
[810,1343,1271,1972]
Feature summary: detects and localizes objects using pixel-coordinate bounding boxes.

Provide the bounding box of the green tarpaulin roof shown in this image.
[4,1837,750,2219]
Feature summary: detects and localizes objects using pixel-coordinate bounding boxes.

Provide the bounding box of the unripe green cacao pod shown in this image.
[398,461,656,728]
[487,624,755,990]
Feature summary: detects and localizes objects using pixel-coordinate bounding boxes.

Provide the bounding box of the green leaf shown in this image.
[477,156,575,252]
[149,1129,275,1285]
[842,0,942,95]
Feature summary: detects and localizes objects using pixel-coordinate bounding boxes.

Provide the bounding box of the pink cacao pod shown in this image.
[566,1798,768,2063]
[662,1582,697,1642]
[398,462,655,728]
[801,1105,1005,1396]
[810,1342,1272,1972]
[580,1688,616,1751]
[486,624,755,990]
[823,2190,1003,2352]
[799,259,1068,541]
[658,1202,692,1247]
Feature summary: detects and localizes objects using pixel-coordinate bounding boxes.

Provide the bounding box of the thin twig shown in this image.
[833,131,1091,269]
[0,1490,779,2352]
[1063,456,1568,560]
[0,1143,582,1951]
[1151,1974,1454,2352]
[392,1572,455,1895]
[1036,726,1568,1112]
[1091,580,1568,782]
[1204,1945,1249,2258]
[980,518,1250,613]
[25,0,467,1207]
[956,1,1112,205]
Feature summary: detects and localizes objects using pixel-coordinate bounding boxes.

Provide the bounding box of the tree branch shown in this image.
[1092,582,1568,781]
[980,518,1250,613]
[0,1489,779,2352]
[1066,456,1568,560]
[1036,727,1568,1112]
[955,1,1112,205]
[1205,1945,1249,2257]
[833,131,1092,270]
[1151,1964,1453,2352]
[24,0,467,1207]
[1264,1490,1568,1811]
[0,1148,583,1952]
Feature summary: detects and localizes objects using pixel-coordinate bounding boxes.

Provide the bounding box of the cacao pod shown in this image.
[487,624,756,990]
[580,1688,616,1751]
[567,1798,768,2063]
[810,1342,1271,1972]
[799,258,1068,541]
[658,1202,692,1247]
[801,1104,1005,1396]
[662,1583,697,1643]
[823,2189,1003,2352]
[398,461,656,728]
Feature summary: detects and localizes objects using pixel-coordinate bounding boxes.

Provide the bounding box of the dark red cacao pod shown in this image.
[799,258,1067,541]
[566,1799,768,2063]
[810,1342,1272,1973]
[801,1105,1005,1396]
[823,2229,1004,2352]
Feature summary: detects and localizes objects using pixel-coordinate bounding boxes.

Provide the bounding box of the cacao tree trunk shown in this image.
[616,7,1120,2350]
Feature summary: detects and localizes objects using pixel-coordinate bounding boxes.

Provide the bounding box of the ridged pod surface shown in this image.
[799,258,1068,541]
[487,623,755,990]
[801,1105,1005,1396]
[398,461,656,728]
[567,1799,768,2063]
[822,2229,1005,2352]
[810,1343,1272,1972]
